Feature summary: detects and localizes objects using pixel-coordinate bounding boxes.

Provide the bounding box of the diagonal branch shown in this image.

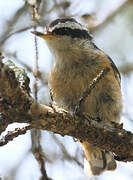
[119,63,133,75]
[75,67,110,114]
[0,125,32,146]
[89,0,132,32]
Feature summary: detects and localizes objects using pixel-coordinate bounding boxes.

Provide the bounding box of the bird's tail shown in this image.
[80,141,116,177]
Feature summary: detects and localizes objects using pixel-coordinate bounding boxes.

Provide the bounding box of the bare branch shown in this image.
[30,3,51,180]
[84,0,132,32]
[28,103,133,162]
[119,63,133,75]
[0,4,28,45]
[75,67,110,114]
[1,57,133,163]
[52,134,83,168]
[0,125,32,146]
[31,129,52,180]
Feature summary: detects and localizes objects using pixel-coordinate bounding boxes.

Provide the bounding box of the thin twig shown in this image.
[0,4,28,46]
[31,129,52,180]
[52,134,83,168]
[119,63,133,75]
[0,125,32,146]
[75,67,110,114]
[30,3,52,180]
[32,5,39,102]
[89,0,132,32]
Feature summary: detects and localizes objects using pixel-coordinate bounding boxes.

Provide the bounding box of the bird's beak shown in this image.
[31,31,58,39]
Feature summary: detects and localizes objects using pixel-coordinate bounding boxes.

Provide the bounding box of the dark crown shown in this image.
[48,18,92,40]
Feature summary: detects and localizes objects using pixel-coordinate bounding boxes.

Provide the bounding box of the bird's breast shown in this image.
[49,64,89,111]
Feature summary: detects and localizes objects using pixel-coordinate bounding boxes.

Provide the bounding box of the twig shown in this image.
[30,3,51,180]
[0,26,32,45]
[75,67,110,114]
[89,0,132,32]
[52,134,83,168]
[119,63,133,75]
[0,4,28,46]
[0,125,32,146]
[31,129,52,180]
[32,4,39,102]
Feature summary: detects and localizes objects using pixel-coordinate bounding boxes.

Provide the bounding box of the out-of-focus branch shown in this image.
[52,134,83,168]
[0,3,28,46]
[1,57,133,162]
[47,0,70,16]
[119,63,133,75]
[31,129,52,180]
[82,0,132,32]
[29,2,52,180]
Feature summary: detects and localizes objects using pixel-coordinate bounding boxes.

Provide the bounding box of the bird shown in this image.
[32,18,123,177]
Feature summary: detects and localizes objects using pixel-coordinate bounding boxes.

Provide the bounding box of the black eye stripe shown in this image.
[52,27,92,39]
[49,18,77,28]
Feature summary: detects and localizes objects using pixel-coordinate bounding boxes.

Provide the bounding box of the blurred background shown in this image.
[0,0,133,179]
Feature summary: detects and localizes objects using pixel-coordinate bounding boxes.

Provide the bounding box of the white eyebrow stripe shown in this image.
[49,22,88,32]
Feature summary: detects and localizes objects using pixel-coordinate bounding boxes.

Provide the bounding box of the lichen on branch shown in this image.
[0,56,32,125]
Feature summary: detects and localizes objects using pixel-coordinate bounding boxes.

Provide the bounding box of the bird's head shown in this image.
[32,18,93,55]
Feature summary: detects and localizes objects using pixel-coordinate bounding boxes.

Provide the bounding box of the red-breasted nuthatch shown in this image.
[32,18,123,177]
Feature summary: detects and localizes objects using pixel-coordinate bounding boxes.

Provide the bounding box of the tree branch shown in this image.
[0,57,133,162]
[119,63,133,75]
[0,57,32,129]
[75,67,110,114]
[0,125,32,146]
[29,103,133,162]
[89,0,132,32]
